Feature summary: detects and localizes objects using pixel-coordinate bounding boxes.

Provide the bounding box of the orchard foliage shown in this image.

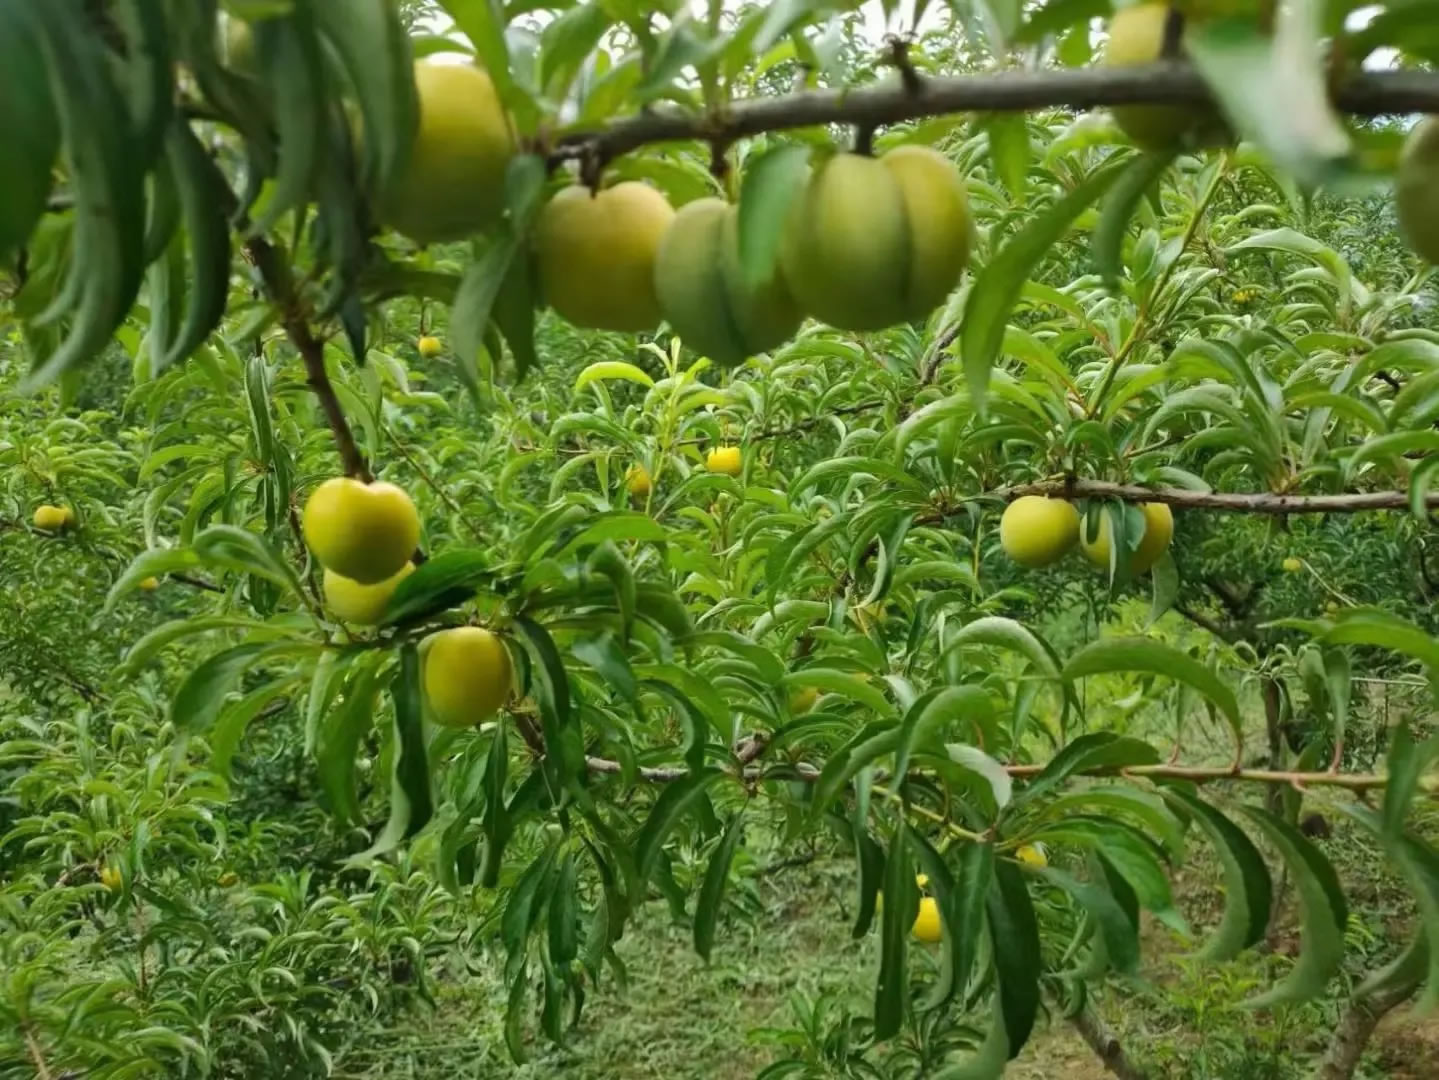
[3,0,1439,1076]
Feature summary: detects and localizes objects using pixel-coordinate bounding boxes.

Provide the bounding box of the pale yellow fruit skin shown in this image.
[788,686,821,714]
[781,149,971,331]
[912,896,943,943]
[1081,502,1175,575]
[1105,4,1222,150]
[302,478,420,585]
[882,146,974,320]
[423,627,513,728]
[1282,556,1302,573]
[100,866,122,891]
[417,335,443,359]
[536,182,676,332]
[706,446,742,477]
[381,63,513,243]
[653,198,802,365]
[1000,496,1080,568]
[625,465,652,498]
[324,563,414,625]
[1398,117,1439,264]
[33,505,70,531]
[1017,844,1048,868]
[139,577,161,592]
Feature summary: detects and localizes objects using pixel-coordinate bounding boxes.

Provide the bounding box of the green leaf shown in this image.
[171,641,297,734]
[694,812,745,962]
[1014,732,1160,808]
[1165,789,1272,962]
[982,113,1030,199]
[633,768,728,884]
[777,669,893,716]
[945,743,1013,813]
[1384,723,1439,839]
[874,822,916,1041]
[316,655,383,825]
[737,143,811,288]
[383,549,495,625]
[191,525,307,602]
[1240,806,1348,1008]
[1063,638,1242,756]
[894,686,994,789]
[1092,149,1176,292]
[451,234,520,405]
[960,157,1126,411]
[511,616,585,789]
[946,616,1062,680]
[548,849,580,967]
[1037,865,1139,975]
[987,859,1041,1058]
[574,360,655,391]
[1148,551,1179,626]
[0,1,57,261]
[503,845,557,979]
[807,722,900,826]
[916,836,994,1012]
[355,644,434,860]
[438,0,512,100]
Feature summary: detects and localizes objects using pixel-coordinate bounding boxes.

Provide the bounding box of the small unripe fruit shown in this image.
[781,147,972,331]
[1282,557,1302,573]
[1081,502,1175,575]
[654,198,802,366]
[33,504,71,531]
[100,866,122,891]
[912,896,942,943]
[218,871,239,887]
[139,577,161,592]
[1017,843,1048,868]
[625,464,652,498]
[417,335,443,358]
[323,563,414,625]
[788,686,821,714]
[1000,496,1080,568]
[536,182,676,332]
[380,63,513,243]
[303,477,420,585]
[423,627,513,728]
[1397,117,1439,264]
[706,446,742,477]
[1105,4,1225,150]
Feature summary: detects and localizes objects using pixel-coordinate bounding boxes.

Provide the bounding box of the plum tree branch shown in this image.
[549,66,1439,164]
[1003,479,1439,514]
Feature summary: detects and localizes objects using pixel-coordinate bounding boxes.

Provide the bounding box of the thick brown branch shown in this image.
[1006,479,1437,515]
[1068,1004,1150,1080]
[550,67,1439,164]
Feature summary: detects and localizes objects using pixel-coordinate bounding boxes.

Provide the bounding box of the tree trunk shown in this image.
[1070,1004,1150,1080]
[1314,981,1419,1080]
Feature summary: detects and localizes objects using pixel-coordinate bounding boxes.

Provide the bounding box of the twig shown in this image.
[549,67,1439,166]
[22,1026,53,1080]
[171,573,225,594]
[1068,1003,1150,1080]
[1004,478,1439,515]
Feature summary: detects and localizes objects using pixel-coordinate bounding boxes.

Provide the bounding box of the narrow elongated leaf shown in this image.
[1014,732,1160,807]
[894,686,993,790]
[355,644,434,860]
[574,361,655,390]
[1383,723,1439,839]
[738,143,811,287]
[1093,149,1177,291]
[694,813,745,962]
[778,669,893,716]
[987,860,1041,1057]
[1037,865,1139,975]
[874,823,916,1041]
[383,549,495,624]
[960,157,1126,410]
[1241,806,1347,1008]
[633,768,727,884]
[548,850,579,966]
[1063,638,1242,755]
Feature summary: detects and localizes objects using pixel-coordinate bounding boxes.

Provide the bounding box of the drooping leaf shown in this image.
[694,812,745,962]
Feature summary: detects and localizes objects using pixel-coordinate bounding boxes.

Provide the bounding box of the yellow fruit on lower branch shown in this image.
[625,465,652,498]
[380,63,513,243]
[912,896,942,943]
[788,686,821,714]
[1081,502,1175,575]
[781,147,972,331]
[654,198,802,366]
[1105,4,1225,150]
[1000,496,1080,568]
[324,563,414,625]
[706,446,742,477]
[417,335,443,359]
[1282,557,1302,573]
[303,477,420,585]
[33,504,71,531]
[100,866,122,891]
[423,626,513,728]
[139,577,161,592]
[536,182,675,332]
[1398,117,1439,264]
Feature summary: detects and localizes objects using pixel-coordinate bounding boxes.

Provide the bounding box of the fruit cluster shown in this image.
[999,495,1174,575]
[301,477,512,729]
